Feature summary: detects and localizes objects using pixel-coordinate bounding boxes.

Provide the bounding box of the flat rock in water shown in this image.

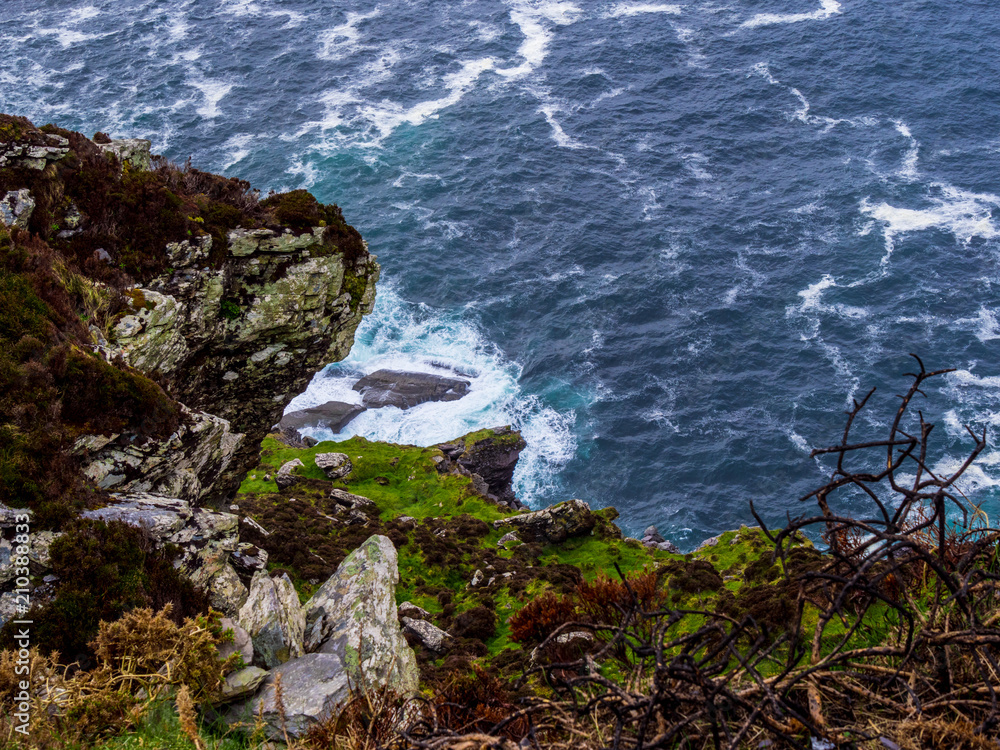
[352,369,470,410]
[279,401,367,441]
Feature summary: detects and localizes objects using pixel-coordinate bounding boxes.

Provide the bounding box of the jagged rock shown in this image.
[218,617,254,666]
[0,133,69,170]
[227,653,350,739]
[75,404,243,504]
[301,535,418,698]
[451,427,527,507]
[315,452,352,480]
[189,552,248,617]
[0,189,35,229]
[276,459,304,490]
[329,488,374,510]
[469,569,484,588]
[238,571,305,669]
[303,436,318,447]
[220,666,269,702]
[401,617,452,653]
[352,369,470,409]
[497,531,520,548]
[642,525,665,544]
[230,543,268,580]
[492,500,596,544]
[279,401,367,443]
[696,534,723,552]
[398,602,430,620]
[97,138,152,171]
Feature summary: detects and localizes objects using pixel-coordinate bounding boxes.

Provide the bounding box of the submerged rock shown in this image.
[279,400,367,443]
[352,369,470,409]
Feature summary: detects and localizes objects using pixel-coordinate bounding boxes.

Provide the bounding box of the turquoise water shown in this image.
[3,0,1000,546]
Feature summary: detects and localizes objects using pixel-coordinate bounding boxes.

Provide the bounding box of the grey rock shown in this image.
[401,617,451,653]
[218,617,254,667]
[276,458,304,490]
[655,540,681,554]
[469,569,484,588]
[302,436,318,448]
[696,534,723,552]
[279,401,367,443]
[230,543,268,580]
[492,500,596,544]
[497,531,520,548]
[397,602,430,620]
[329,488,374,510]
[642,525,665,544]
[28,531,63,574]
[0,592,17,630]
[352,369,470,410]
[0,189,35,229]
[238,571,305,669]
[220,666,269,702]
[227,653,350,739]
[97,138,153,171]
[0,502,29,529]
[189,554,248,617]
[315,452,352,480]
[302,535,418,699]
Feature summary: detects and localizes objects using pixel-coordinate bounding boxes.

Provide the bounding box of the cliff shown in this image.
[0,113,378,514]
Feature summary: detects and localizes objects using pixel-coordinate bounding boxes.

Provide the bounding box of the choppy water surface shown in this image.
[4,0,1000,545]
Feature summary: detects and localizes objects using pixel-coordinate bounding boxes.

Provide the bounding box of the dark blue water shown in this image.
[4,0,1000,547]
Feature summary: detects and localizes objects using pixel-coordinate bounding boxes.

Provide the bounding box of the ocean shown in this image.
[3,0,1000,547]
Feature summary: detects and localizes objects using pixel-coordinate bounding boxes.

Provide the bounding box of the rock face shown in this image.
[279,400,367,443]
[108,222,379,502]
[352,370,470,409]
[75,405,242,503]
[302,535,418,694]
[493,500,597,544]
[237,571,305,669]
[444,427,526,507]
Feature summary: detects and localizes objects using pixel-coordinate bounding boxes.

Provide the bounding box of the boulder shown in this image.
[315,452,352,480]
[328,488,374,510]
[492,500,596,544]
[397,601,430,620]
[352,370,470,410]
[227,653,350,739]
[189,552,248,617]
[401,617,451,653]
[0,189,35,229]
[302,535,418,699]
[97,138,153,171]
[279,401,367,443]
[276,459,304,490]
[238,571,305,669]
[220,666,269,703]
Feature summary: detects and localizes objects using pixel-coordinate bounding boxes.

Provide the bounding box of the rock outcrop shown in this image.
[493,499,597,544]
[352,369,470,409]
[108,227,378,501]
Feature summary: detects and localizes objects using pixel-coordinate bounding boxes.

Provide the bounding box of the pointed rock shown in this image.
[237,571,304,668]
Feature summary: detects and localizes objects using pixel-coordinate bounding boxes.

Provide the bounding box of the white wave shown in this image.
[860,185,1000,243]
[286,284,579,506]
[318,9,381,61]
[35,27,99,48]
[166,13,191,42]
[605,3,682,17]
[894,120,920,181]
[220,134,253,170]
[681,151,712,180]
[68,6,100,23]
[361,57,497,139]
[742,0,842,28]
[971,308,1000,342]
[497,0,582,79]
[947,369,1000,390]
[469,20,504,42]
[751,62,849,131]
[540,103,585,148]
[190,78,233,119]
[788,430,811,453]
[391,171,445,188]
